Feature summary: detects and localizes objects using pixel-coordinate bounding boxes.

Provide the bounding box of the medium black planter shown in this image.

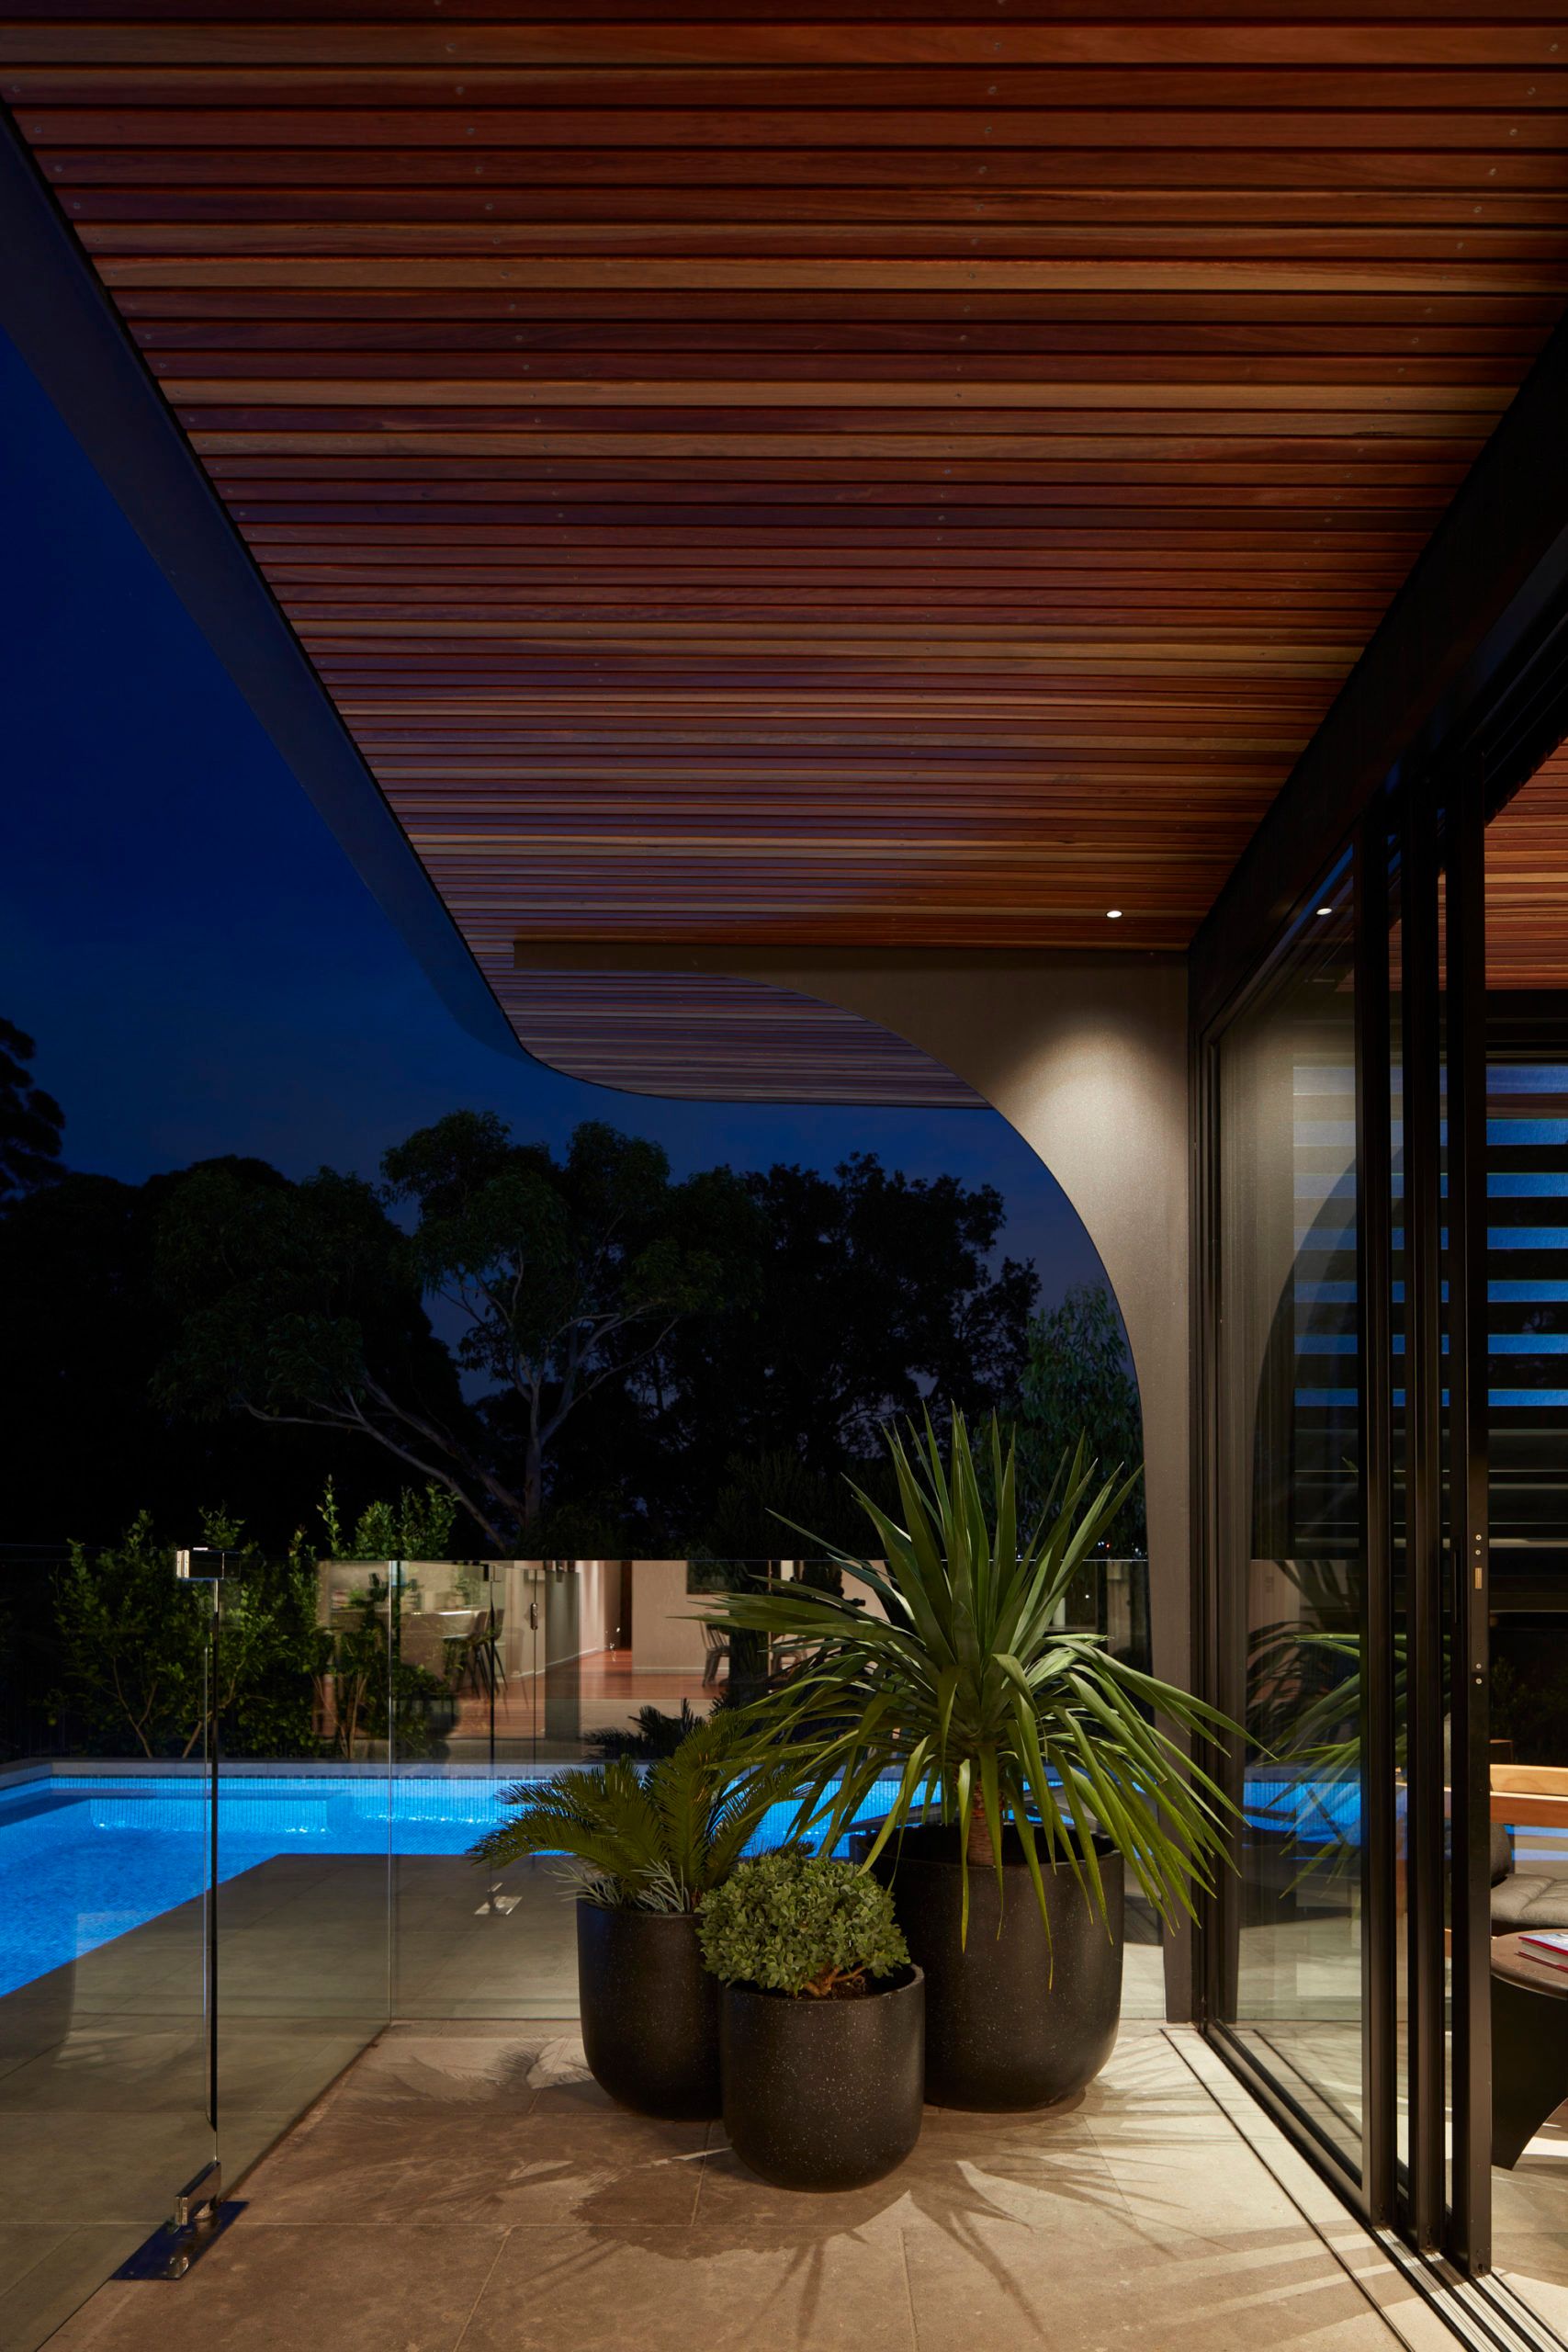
[875,1826,1122,2110]
[576,1905,721,2120]
[721,1967,925,2191]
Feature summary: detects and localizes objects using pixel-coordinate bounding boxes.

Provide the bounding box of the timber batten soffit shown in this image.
[3,7,1566,1102]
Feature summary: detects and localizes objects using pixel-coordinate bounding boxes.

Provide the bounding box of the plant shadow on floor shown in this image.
[524,2074,1167,2336]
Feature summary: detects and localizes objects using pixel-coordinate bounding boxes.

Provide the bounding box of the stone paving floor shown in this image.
[41,2020,1455,2352]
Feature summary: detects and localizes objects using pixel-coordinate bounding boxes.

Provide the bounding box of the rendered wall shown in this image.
[627,1560,707,1677]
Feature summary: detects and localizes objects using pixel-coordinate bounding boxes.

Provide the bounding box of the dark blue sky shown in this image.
[0,328,1104,1305]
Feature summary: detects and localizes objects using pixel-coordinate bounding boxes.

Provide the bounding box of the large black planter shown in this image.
[576,1905,721,2120]
[875,1826,1122,2110]
[721,1967,924,2191]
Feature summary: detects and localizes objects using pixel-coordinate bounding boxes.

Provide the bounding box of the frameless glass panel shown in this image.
[1388,899,1412,2182]
[1215,867,1368,2177]
[390,1555,566,2023]
[375,1549,1163,2033]
[208,1548,390,2192]
[0,1553,216,2350]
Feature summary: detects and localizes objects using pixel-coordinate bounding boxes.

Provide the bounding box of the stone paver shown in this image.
[44,2024,1434,2352]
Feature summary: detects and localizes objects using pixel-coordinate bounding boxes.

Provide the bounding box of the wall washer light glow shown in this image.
[1106,909,1123,921]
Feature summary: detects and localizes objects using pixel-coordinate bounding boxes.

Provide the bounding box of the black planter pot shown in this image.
[721,1966,924,2191]
[874,1826,1122,2110]
[576,1905,721,2120]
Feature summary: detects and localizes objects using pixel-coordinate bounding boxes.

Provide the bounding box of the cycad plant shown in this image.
[468,1709,794,1911]
[701,1408,1238,1942]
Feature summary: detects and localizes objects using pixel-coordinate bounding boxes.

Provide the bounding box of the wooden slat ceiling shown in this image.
[1489,741,1568,992]
[4,4,1567,1102]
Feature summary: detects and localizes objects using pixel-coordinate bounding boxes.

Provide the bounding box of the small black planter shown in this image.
[721,1967,924,2192]
[576,1905,721,2120]
[875,1826,1122,2110]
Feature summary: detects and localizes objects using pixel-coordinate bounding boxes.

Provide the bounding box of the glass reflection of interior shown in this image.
[1483,738,1568,2335]
[1215,867,1367,2177]
[342,1552,1150,1769]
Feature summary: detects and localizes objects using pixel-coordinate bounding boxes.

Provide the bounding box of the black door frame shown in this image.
[1191,721,1568,2314]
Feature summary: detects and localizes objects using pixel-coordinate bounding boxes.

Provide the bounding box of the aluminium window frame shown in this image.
[1190,630,1568,2332]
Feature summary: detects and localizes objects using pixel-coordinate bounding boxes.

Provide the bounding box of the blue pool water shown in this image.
[0,1770,903,1998]
[3,1765,1459,2000]
[0,1771,517,1996]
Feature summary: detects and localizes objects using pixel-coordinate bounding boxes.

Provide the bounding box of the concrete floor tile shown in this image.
[1312,2222,1458,2352]
[696,2107,1138,2244]
[380,2014,578,2040]
[1494,2249,1568,2344]
[0,2112,218,2226]
[0,2224,75,2298]
[243,2099,709,2226]
[458,2223,918,2352]
[1081,2127,1333,2247]
[0,2023,370,2122]
[900,2211,1399,2350]
[327,2031,545,2109]
[691,2143,921,2238]
[43,2224,507,2352]
[0,2227,145,2352]
[23,2008,1445,2352]
[1490,2145,1568,2233]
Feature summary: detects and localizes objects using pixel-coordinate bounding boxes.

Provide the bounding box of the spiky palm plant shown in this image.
[468,1709,795,1911]
[701,1408,1239,1943]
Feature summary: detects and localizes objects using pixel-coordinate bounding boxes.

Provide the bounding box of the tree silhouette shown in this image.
[0,1019,64,1207]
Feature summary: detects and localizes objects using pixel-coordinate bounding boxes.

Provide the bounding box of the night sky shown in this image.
[0,329,1104,1306]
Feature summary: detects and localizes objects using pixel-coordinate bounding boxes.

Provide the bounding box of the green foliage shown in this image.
[224,1534,324,1758]
[698,1852,909,1998]
[53,1512,209,1758]
[335,1483,458,1563]
[703,1408,1238,1943]
[590,1700,705,1760]
[468,1713,795,1909]
[51,1511,321,1759]
[1245,1558,1364,1768]
[1016,1284,1145,1554]
[317,1475,347,1558]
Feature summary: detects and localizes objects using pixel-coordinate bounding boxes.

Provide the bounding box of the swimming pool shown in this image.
[0,1763,1419,2001]
[0,1770,906,1998]
[0,1771,517,1996]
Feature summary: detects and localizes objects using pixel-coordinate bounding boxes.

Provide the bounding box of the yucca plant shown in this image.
[468,1709,795,1910]
[701,1408,1239,1943]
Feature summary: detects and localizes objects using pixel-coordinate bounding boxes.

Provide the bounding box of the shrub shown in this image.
[51,1510,321,1759]
[319,1475,458,1564]
[469,1713,797,1909]
[590,1700,705,1761]
[698,1851,909,1998]
[700,1408,1236,1940]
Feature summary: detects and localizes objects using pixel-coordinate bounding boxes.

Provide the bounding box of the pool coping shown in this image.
[0,1757,573,1793]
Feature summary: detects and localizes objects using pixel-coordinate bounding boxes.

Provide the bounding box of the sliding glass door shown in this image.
[1201,772,1493,2269]
[1209,863,1369,2180]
